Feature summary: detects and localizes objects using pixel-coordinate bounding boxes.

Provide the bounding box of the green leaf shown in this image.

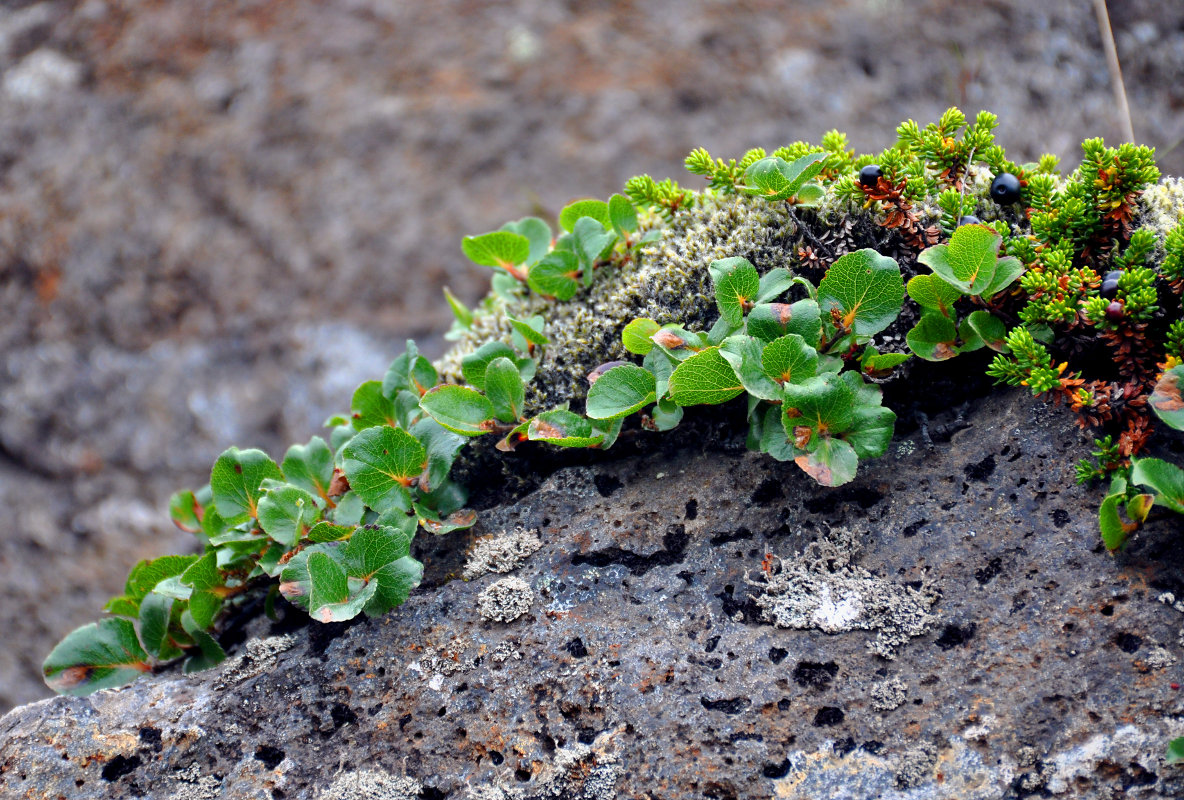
[1166,738,1184,765]
[210,448,283,524]
[966,310,1009,352]
[571,216,617,278]
[461,342,517,392]
[137,592,178,661]
[443,287,473,329]
[105,554,200,616]
[500,217,552,266]
[308,521,354,543]
[484,357,527,423]
[381,341,438,398]
[984,253,1024,297]
[651,324,707,360]
[743,153,826,201]
[281,437,335,501]
[168,490,203,534]
[350,380,397,430]
[341,425,427,513]
[651,396,683,431]
[43,619,152,696]
[844,406,896,460]
[668,347,746,406]
[623,318,660,355]
[1098,493,1135,551]
[306,551,378,623]
[461,231,530,276]
[1150,366,1184,431]
[181,550,222,591]
[719,335,782,402]
[643,348,676,398]
[586,364,657,420]
[757,268,795,303]
[906,274,962,318]
[1130,458,1184,514]
[782,372,856,433]
[331,491,366,526]
[508,315,549,348]
[559,199,611,232]
[419,385,498,437]
[528,250,582,300]
[917,224,1009,296]
[793,182,825,207]
[608,193,638,235]
[746,300,823,347]
[594,416,624,449]
[345,524,423,616]
[860,346,911,376]
[757,403,797,461]
[257,484,321,548]
[410,417,466,494]
[527,409,605,447]
[907,312,960,361]
[712,257,761,328]
[761,334,819,386]
[180,611,226,673]
[818,249,904,336]
[795,437,859,487]
[414,503,479,536]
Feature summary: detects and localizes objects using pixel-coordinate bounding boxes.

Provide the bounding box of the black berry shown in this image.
[859,164,883,188]
[1100,270,1122,299]
[990,172,1023,205]
[957,215,981,227]
[1105,300,1124,322]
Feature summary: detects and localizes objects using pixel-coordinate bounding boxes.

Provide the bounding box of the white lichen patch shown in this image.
[477,577,535,623]
[869,676,908,712]
[213,634,300,690]
[748,528,936,659]
[464,738,621,800]
[319,769,422,800]
[490,640,522,663]
[463,527,543,580]
[165,765,222,800]
[1139,176,1184,237]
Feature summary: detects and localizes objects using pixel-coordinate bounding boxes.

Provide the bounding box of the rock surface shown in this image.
[4,0,1184,714]
[3,390,1184,799]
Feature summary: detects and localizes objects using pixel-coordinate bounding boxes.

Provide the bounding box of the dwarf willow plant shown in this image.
[43,107,1184,696]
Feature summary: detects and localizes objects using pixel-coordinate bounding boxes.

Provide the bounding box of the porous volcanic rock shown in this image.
[3,390,1184,799]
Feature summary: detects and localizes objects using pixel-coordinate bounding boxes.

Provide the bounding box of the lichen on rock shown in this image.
[476,576,534,623]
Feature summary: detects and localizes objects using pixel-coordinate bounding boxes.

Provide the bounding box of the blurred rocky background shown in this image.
[0,0,1182,713]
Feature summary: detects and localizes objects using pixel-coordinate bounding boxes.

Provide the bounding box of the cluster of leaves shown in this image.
[459,195,653,303]
[586,250,901,486]
[1095,366,1184,551]
[43,338,505,695]
[44,107,1184,702]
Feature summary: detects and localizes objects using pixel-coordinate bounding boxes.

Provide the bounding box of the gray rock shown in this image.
[3,390,1184,799]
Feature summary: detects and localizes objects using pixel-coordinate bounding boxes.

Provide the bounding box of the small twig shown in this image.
[1093,0,1135,143]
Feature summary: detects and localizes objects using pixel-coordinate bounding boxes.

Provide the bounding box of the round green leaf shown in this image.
[210,447,283,524]
[341,426,428,513]
[559,199,611,232]
[917,224,1004,296]
[965,310,1008,352]
[258,483,321,548]
[500,216,552,266]
[761,334,818,386]
[906,274,962,317]
[586,364,657,420]
[795,437,859,487]
[713,258,761,328]
[817,249,904,337]
[281,436,335,500]
[461,231,531,271]
[746,300,822,347]
[43,619,152,696]
[906,312,959,361]
[528,251,581,300]
[667,347,746,406]
[844,405,897,460]
[782,372,856,433]
[484,357,527,423]
[608,193,638,235]
[527,409,605,447]
[350,380,397,430]
[420,385,498,437]
[623,318,660,355]
[1130,457,1184,514]
[461,341,517,392]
